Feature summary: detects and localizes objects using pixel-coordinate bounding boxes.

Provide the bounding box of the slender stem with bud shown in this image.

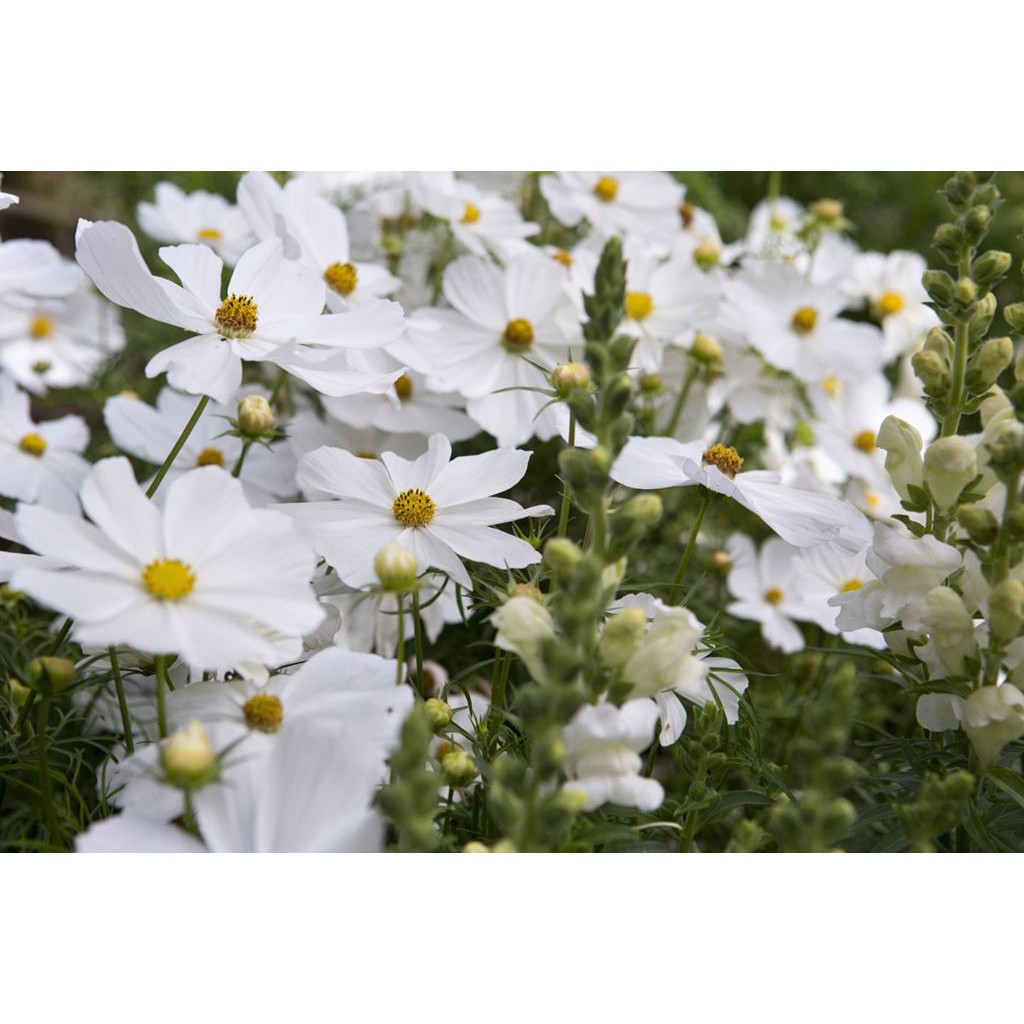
[146,395,210,499]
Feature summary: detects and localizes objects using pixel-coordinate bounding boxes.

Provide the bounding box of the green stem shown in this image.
[678,760,708,853]
[36,695,63,844]
[663,365,699,437]
[669,491,712,604]
[231,440,253,479]
[109,646,134,755]
[557,411,576,539]
[146,394,210,498]
[940,252,974,438]
[49,618,73,655]
[411,589,425,696]
[154,656,170,740]
[395,593,406,686]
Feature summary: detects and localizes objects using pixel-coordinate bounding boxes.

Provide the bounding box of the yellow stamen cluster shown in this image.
[214,294,258,338]
[18,433,47,457]
[196,446,225,467]
[460,203,481,224]
[197,227,223,242]
[503,318,534,351]
[394,374,414,401]
[879,291,903,316]
[679,202,695,228]
[702,443,744,479]
[791,306,818,335]
[552,249,573,268]
[29,315,53,339]
[142,559,195,601]
[763,587,784,605]
[625,291,654,321]
[853,430,877,453]
[324,262,358,297]
[593,176,619,202]
[243,693,284,733]
[822,374,841,398]
[32,360,52,375]
[392,488,436,527]
[841,578,863,592]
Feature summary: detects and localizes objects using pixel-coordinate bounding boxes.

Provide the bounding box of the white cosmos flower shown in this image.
[0,283,124,395]
[11,457,324,671]
[0,239,82,303]
[284,433,552,588]
[0,376,89,512]
[237,171,400,309]
[75,220,405,404]
[104,387,296,506]
[137,181,254,265]
[77,719,385,852]
[611,435,871,553]
[736,196,806,260]
[406,252,575,447]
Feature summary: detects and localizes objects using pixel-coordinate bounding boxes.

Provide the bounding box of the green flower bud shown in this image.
[971,250,1012,288]
[964,684,1024,768]
[236,394,276,436]
[1004,303,1024,334]
[923,436,977,511]
[423,698,453,732]
[986,420,1024,477]
[374,542,418,591]
[989,579,1024,645]
[912,349,949,396]
[599,607,648,669]
[923,269,954,306]
[964,204,991,243]
[543,537,583,577]
[441,749,477,788]
[691,332,723,364]
[957,504,999,544]
[877,415,924,501]
[966,336,1013,391]
[26,656,75,695]
[616,493,663,528]
[952,277,978,306]
[161,720,218,790]
[693,237,721,270]
[551,362,591,396]
[6,677,31,707]
[638,372,663,395]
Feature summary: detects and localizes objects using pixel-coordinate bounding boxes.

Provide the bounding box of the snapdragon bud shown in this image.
[957,504,999,545]
[971,250,1012,288]
[986,420,1024,477]
[374,542,418,591]
[544,537,583,577]
[980,387,1013,427]
[26,656,75,695]
[691,333,723,364]
[952,277,978,307]
[966,337,1013,391]
[423,698,453,732]
[923,436,977,511]
[161,720,217,789]
[912,349,949,396]
[552,362,591,396]
[877,415,924,501]
[989,579,1024,645]
[237,394,276,435]
[964,684,1024,767]
[918,587,977,676]
[441,748,477,788]
[923,270,954,306]
[599,607,648,669]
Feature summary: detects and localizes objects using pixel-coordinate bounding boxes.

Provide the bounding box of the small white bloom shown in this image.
[490,595,556,681]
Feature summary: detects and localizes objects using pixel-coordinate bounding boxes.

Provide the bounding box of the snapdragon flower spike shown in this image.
[284,433,553,588]
[75,220,405,404]
[11,457,324,672]
[612,435,871,554]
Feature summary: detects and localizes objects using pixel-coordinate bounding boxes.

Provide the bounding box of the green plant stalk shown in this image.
[663,364,699,437]
[36,695,63,844]
[669,490,712,604]
[395,593,406,687]
[154,655,171,739]
[231,440,253,478]
[678,759,708,853]
[411,589,425,696]
[146,394,210,498]
[109,646,134,755]
[940,252,974,438]
[556,411,576,539]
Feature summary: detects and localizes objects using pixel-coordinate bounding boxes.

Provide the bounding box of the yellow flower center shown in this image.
[324,262,358,297]
[841,578,863,592]
[197,227,223,242]
[393,488,436,527]
[142,559,195,601]
[29,315,53,339]
[769,214,788,231]
[552,249,573,268]
[503,318,534,351]
[853,430,877,453]
[879,291,903,315]
[356,451,379,460]
[593,176,619,202]
[214,294,258,338]
[18,433,47,457]
[679,202,695,228]
[702,443,744,479]
[394,373,414,401]
[242,693,284,733]
[822,374,841,398]
[196,446,225,467]
[625,291,654,321]
[460,202,481,224]
[32,360,52,375]
[866,491,881,510]
[763,587,784,605]
[791,306,818,335]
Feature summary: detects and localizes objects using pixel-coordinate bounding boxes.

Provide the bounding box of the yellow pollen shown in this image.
[764,587,784,605]
[866,491,881,509]
[593,176,619,202]
[214,294,258,338]
[552,249,573,268]
[770,214,788,231]
[356,451,379,460]
[841,578,863,592]
[18,433,47,457]
[394,374,414,401]
[324,262,358,297]
[679,202,695,228]
[196,446,225,467]
[29,315,53,339]
[791,306,818,335]
[242,693,284,733]
[32,360,52,375]
[197,227,223,242]
[503,318,534,350]
[879,291,903,315]
[142,559,195,601]
[822,374,841,397]
[393,487,436,527]
[853,430,877,453]
[460,202,481,224]
[702,443,744,479]
[625,291,654,321]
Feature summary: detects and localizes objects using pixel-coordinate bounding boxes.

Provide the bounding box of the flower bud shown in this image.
[237,394,276,435]
[599,607,648,669]
[691,332,723,364]
[161,720,217,789]
[441,748,477,788]
[710,549,732,571]
[964,204,991,242]
[638,373,663,394]
[693,237,721,270]
[989,579,1024,645]
[811,198,843,222]
[912,349,949,396]
[964,684,1024,767]
[1004,302,1024,334]
[923,436,977,511]
[374,542,418,591]
[552,362,591,396]
[619,493,663,528]
[971,250,1012,288]
[876,415,924,501]
[952,277,978,307]
[463,841,491,853]
[26,656,75,695]
[957,504,999,544]
[511,582,544,603]
[986,420,1024,478]
[423,698,453,732]
[543,537,583,577]
[6,677,31,707]
[923,270,954,306]
[966,336,1013,391]
[917,586,977,675]
[490,595,557,680]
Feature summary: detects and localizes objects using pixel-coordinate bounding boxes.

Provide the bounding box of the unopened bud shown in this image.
[912,349,949,395]
[811,198,843,222]
[512,582,544,603]
[972,250,1012,288]
[237,394,276,435]
[877,415,924,501]
[952,277,978,306]
[1004,303,1024,334]
[617,493,663,528]
[691,332,723,364]
[957,504,999,544]
[923,270,954,306]
[552,362,591,396]
[600,607,648,669]
[6,677,31,707]
[986,420,1024,477]
[26,656,75,695]
[710,549,732,571]
[374,542,418,591]
[693,237,721,270]
[967,336,1013,391]
[161,720,217,789]
[989,579,1024,645]
[923,436,977,511]
[544,537,583,577]
[964,684,1024,768]
[638,373,663,394]
[423,698,453,732]
[441,748,477,788]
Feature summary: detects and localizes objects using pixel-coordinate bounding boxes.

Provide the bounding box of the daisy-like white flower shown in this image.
[237,172,400,310]
[137,181,254,265]
[0,239,82,303]
[75,220,405,404]
[77,718,386,853]
[611,435,871,553]
[0,376,89,512]
[11,457,324,671]
[284,433,552,588]
[0,284,124,394]
[104,387,296,506]
[406,253,575,447]
[561,700,663,812]
[794,543,884,649]
[734,196,805,261]
[540,172,683,241]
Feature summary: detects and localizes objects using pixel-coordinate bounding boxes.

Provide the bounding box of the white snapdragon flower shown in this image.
[490,594,557,681]
[11,458,324,671]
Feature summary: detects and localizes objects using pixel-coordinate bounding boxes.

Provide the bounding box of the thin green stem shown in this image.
[669,491,712,604]
[146,394,210,498]
[109,646,134,755]
[49,618,73,655]
[663,365,699,437]
[411,589,425,696]
[231,440,253,479]
[678,759,708,853]
[395,593,406,686]
[154,655,170,739]
[557,411,576,539]
[36,695,63,844]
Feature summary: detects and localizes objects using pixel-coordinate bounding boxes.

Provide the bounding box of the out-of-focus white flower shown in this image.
[0,238,82,303]
[964,684,1024,768]
[490,594,556,681]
